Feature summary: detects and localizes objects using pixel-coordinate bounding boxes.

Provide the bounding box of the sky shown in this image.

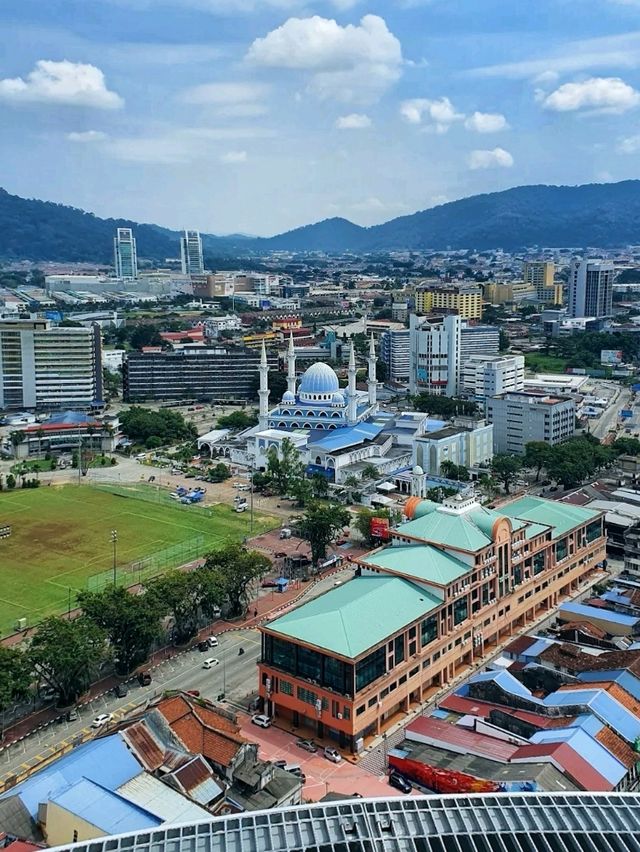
[1,0,640,236]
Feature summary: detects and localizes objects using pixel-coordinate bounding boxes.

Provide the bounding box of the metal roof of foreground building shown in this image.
[49,792,640,852]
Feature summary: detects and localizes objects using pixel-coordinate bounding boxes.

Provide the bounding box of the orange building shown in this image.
[258,493,606,753]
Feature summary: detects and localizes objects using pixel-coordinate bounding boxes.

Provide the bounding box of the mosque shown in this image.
[257,334,379,431]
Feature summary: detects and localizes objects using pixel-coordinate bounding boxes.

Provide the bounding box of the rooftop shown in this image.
[359,544,470,587]
[264,574,441,659]
[500,495,600,540]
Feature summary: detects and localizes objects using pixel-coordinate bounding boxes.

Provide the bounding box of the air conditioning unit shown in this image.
[337,712,343,719]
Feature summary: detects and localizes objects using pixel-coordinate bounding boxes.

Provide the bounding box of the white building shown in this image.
[412,419,494,479]
[460,354,525,401]
[114,228,138,280]
[0,318,102,410]
[203,315,242,338]
[380,328,410,382]
[180,230,204,275]
[568,260,614,319]
[485,391,575,455]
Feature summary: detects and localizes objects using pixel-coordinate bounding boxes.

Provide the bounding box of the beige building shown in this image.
[523,261,562,304]
[415,283,482,319]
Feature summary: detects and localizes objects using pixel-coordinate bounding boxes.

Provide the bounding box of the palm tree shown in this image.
[9,431,25,458]
[35,427,45,459]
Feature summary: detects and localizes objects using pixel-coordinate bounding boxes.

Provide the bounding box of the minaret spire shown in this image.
[368,333,377,407]
[258,340,270,429]
[347,339,358,424]
[287,332,296,396]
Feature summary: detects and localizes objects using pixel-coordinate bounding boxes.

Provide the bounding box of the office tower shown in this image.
[414,282,482,320]
[568,260,614,318]
[485,391,575,454]
[380,329,410,382]
[523,260,562,304]
[180,230,205,275]
[460,354,525,401]
[0,318,102,410]
[113,228,138,280]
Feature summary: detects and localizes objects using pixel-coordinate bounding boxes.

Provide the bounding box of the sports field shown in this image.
[0,484,277,637]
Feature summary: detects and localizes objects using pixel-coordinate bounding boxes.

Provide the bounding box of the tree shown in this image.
[78,586,162,675]
[477,473,498,501]
[491,454,522,494]
[130,324,163,350]
[249,369,288,401]
[208,462,231,482]
[523,441,554,482]
[440,460,469,481]
[6,474,16,490]
[354,508,394,546]
[202,543,270,618]
[0,646,31,716]
[148,569,223,645]
[547,436,614,490]
[120,407,197,446]
[310,472,329,499]
[298,502,351,566]
[217,410,258,430]
[612,437,640,456]
[361,463,380,481]
[267,437,306,495]
[9,431,24,455]
[412,395,478,418]
[29,617,107,706]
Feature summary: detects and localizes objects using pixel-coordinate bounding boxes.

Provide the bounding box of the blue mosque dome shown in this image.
[298,362,340,402]
[332,391,345,405]
[282,390,296,404]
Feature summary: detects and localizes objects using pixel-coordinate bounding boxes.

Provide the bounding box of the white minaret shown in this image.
[287,332,296,396]
[258,340,270,430]
[347,339,358,424]
[367,333,377,407]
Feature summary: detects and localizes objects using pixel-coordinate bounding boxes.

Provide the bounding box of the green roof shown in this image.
[399,509,494,551]
[265,575,441,659]
[500,495,600,539]
[360,544,469,587]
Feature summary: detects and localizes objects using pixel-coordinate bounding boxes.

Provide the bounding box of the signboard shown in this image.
[371,517,391,540]
[601,349,623,365]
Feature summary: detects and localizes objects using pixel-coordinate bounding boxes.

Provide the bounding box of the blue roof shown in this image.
[545,688,640,743]
[48,410,99,425]
[1,735,142,819]
[578,670,640,702]
[50,777,160,834]
[529,728,626,785]
[466,670,539,701]
[308,421,383,452]
[522,637,555,658]
[559,601,639,627]
[298,363,339,395]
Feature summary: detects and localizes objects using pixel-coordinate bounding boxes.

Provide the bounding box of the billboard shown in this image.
[601,349,623,365]
[370,517,390,540]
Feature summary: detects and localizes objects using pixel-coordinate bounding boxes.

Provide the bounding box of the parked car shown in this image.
[66,708,79,722]
[91,713,113,729]
[198,640,209,652]
[207,636,219,647]
[187,690,200,697]
[137,671,151,686]
[324,747,342,763]
[202,658,219,669]
[296,739,318,753]
[284,764,305,781]
[251,714,272,728]
[388,771,412,794]
[273,759,288,769]
[261,579,278,588]
[114,683,128,698]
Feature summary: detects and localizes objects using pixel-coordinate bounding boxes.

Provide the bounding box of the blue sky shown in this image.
[1,0,639,236]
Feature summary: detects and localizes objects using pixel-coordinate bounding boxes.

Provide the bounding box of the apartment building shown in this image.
[568,260,614,319]
[258,492,605,752]
[522,261,562,303]
[123,348,278,402]
[485,391,575,454]
[415,283,482,320]
[0,318,103,410]
[113,227,138,280]
[380,328,410,382]
[460,354,525,401]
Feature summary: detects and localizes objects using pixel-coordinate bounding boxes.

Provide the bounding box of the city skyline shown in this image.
[1,1,640,236]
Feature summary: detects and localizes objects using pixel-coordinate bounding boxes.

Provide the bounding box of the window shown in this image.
[394,634,405,666]
[586,521,602,542]
[453,596,468,625]
[410,666,419,677]
[280,680,293,695]
[297,645,322,682]
[356,646,386,692]
[421,615,438,646]
[356,705,365,716]
[533,552,545,575]
[343,706,350,720]
[368,696,377,708]
[555,538,568,562]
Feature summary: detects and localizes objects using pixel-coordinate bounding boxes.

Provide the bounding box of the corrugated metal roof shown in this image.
[307,422,383,452]
[121,723,165,772]
[529,729,626,786]
[50,777,160,834]
[500,495,600,539]
[406,716,519,762]
[559,601,638,627]
[511,742,613,791]
[170,756,223,806]
[116,772,210,824]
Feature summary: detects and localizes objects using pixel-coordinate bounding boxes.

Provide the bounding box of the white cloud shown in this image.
[247,15,402,103]
[66,130,108,143]
[0,60,123,109]
[182,81,269,105]
[617,134,640,153]
[468,147,514,170]
[464,111,508,133]
[335,112,371,129]
[220,150,248,163]
[105,127,273,164]
[541,76,640,113]
[400,97,463,133]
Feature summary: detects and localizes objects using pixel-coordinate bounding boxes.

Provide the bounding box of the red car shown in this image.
[261,579,278,588]
[187,690,200,697]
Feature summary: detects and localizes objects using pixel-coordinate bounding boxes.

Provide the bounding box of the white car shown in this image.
[251,714,271,728]
[203,658,219,669]
[324,747,342,763]
[91,713,113,729]
[207,636,219,647]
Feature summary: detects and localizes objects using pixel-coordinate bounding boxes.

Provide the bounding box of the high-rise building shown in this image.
[460,354,525,401]
[380,329,410,382]
[485,391,575,454]
[180,230,204,275]
[568,260,614,318]
[409,315,500,397]
[415,282,482,320]
[0,318,102,410]
[113,228,138,280]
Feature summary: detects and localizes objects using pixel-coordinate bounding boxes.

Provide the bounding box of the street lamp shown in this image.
[111,529,118,586]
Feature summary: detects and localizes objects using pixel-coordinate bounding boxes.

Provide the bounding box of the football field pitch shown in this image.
[0,484,276,636]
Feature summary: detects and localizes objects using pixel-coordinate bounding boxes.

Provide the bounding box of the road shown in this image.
[0,567,352,781]
[591,382,631,440]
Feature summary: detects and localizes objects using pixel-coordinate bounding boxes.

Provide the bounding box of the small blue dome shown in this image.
[298,363,340,401]
[282,390,296,403]
[332,391,345,405]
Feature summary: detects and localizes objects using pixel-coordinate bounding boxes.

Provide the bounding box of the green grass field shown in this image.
[0,484,276,637]
[524,353,570,374]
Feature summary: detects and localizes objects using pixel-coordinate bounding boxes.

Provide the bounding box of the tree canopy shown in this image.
[412,394,478,418]
[120,406,197,447]
[298,503,351,566]
[202,543,270,618]
[217,410,258,430]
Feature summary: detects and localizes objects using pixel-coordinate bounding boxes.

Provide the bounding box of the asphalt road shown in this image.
[591,383,631,440]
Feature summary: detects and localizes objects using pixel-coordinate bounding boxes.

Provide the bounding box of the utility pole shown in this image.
[250,460,254,536]
[77,432,82,485]
[111,529,118,586]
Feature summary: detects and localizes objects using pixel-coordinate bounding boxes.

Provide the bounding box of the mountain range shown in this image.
[1,180,640,263]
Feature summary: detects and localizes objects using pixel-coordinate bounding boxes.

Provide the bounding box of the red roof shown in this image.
[503,635,539,656]
[157,695,247,769]
[24,422,98,432]
[511,742,612,791]
[405,715,519,762]
[439,693,566,729]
